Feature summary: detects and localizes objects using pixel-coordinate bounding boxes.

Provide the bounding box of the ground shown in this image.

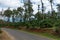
[0,31,13,40]
[1,28,54,40]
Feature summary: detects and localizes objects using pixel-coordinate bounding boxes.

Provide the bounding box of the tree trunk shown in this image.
[41,0,44,20]
[7,17,10,22]
[12,15,15,22]
[51,3,53,15]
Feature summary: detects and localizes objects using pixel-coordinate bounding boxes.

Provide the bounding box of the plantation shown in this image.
[0,0,60,40]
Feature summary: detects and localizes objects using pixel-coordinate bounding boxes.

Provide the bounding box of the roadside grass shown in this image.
[12,28,60,40]
[22,30,59,40]
[28,30,60,40]
[0,28,2,33]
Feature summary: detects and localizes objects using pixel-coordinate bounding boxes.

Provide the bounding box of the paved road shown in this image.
[2,28,51,40]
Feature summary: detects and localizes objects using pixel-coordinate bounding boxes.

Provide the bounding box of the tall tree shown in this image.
[48,0,54,16]
[24,0,33,21]
[41,0,45,20]
[35,12,42,21]
[57,4,60,12]
[38,5,40,13]
[35,4,42,21]
[12,9,15,22]
[17,7,24,22]
[4,8,12,22]
[47,11,51,18]
[12,9,18,22]
[57,4,60,19]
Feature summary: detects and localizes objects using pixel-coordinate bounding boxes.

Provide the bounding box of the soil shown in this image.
[0,32,12,40]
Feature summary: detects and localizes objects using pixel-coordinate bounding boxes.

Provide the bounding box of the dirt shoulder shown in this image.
[0,30,15,40]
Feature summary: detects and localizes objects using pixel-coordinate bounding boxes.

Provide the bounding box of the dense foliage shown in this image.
[0,0,60,34]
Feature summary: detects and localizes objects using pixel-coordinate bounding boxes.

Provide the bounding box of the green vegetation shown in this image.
[17,29,60,40]
[30,32,60,40]
[0,0,60,39]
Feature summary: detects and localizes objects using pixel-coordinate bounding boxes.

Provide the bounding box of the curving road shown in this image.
[2,28,52,40]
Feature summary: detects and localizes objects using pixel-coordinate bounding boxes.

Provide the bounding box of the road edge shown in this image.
[2,30,15,40]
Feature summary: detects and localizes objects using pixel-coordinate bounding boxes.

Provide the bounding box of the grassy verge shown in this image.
[0,29,2,33]
[20,30,60,40]
[11,28,60,40]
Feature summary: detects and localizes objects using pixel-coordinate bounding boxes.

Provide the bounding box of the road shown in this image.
[2,28,52,40]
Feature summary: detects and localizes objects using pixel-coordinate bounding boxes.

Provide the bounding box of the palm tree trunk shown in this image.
[51,3,53,16]
[41,0,44,20]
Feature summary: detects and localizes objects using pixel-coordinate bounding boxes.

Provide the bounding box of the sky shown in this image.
[0,0,60,14]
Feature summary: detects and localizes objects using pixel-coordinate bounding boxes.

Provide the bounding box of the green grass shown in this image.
[12,28,60,40]
[0,29,2,33]
[21,30,60,40]
[35,32,60,40]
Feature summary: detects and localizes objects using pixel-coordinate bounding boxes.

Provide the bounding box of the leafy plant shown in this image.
[40,19,53,28]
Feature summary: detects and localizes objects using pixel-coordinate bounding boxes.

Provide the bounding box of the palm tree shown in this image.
[41,0,45,20]
[12,9,15,22]
[38,5,40,12]
[47,11,51,18]
[48,0,54,16]
[17,7,24,22]
[57,4,60,18]
[12,9,19,22]
[24,0,33,21]
[35,4,42,21]
[35,12,42,21]
[57,4,60,12]
[4,8,12,22]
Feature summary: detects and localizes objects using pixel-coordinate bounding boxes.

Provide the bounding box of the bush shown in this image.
[24,21,36,29]
[25,22,31,29]
[40,19,53,28]
[0,29,2,33]
[54,21,60,34]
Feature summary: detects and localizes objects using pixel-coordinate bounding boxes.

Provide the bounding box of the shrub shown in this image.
[25,22,31,29]
[40,19,53,28]
[0,29,2,33]
[54,21,60,34]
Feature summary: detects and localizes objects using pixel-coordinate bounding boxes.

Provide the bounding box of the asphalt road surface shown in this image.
[2,28,52,40]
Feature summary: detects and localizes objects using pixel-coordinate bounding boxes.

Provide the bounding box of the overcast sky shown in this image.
[0,0,60,14]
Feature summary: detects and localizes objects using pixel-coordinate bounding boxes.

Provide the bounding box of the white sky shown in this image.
[0,0,60,14]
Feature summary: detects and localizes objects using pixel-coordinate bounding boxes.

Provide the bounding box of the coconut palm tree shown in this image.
[41,0,45,20]
[57,4,60,12]
[24,0,33,21]
[48,0,54,16]
[35,12,42,21]
[56,4,60,19]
